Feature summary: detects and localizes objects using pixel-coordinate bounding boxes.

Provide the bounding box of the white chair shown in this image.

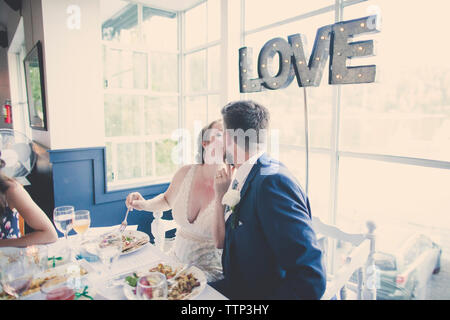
[311,217,377,300]
[149,212,377,300]
[150,211,178,252]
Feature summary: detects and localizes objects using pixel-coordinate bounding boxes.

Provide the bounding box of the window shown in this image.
[241,0,450,276]
[242,1,335,222]
[101,0,179,187]
[101,0,223,188]
[184,0,223,160]
[340,0,450,162]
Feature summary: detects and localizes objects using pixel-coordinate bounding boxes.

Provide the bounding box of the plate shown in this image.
[120,230,150,255]
[0,260,94,300]
[83,230,150,257]
[122,261,207,300]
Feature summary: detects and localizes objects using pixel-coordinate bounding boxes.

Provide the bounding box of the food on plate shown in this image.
[0,265,88,299]
[122,234,137,251]
[168,272,201,300]
[149,263,178,279]
[121,232,148,253]
[125,263,201,300]
[125,273,140,288]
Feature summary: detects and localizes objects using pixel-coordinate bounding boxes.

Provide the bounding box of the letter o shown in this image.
[257,38,295,90]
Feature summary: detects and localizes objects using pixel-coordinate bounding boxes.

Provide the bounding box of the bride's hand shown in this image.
[214,165,234,200]
[126,192,146,211]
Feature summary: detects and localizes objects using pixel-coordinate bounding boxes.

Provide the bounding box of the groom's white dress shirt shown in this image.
[224,150,264,222]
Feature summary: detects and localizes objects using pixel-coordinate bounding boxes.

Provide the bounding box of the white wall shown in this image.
[41,0,104,150]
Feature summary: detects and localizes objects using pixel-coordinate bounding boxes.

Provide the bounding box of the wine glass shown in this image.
[95,231,123,287]
[136,272,168,300]
[25,245,48,273]
[53,206,75,241]
[0,253,37,299]
[73,210,91,241]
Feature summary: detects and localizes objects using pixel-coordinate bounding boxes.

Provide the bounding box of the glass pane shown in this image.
[186,50,207,93]
[244,12,335,149]
[103,48,147,89]
[149,52,178,92]
[144,97,178,136]
[244,10,335,62]
[116,143,143,180]
[340,1,450,161]
[244,84,333,149]
[101,0,139,45]
[104,95,142,137]
[144,142,154,177]
[208,95,222,123]
[133,52,148,89]
[185,2,207,49]
[155,139,178,177]
[208,45,221,91]
[279,148,330,223]
[185,96,208,158]
[142,7,177,51]
[207,0,221,42]
[336,157,450,245]
[245,0,334,31]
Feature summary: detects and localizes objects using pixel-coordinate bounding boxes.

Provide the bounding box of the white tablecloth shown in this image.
[46,225,227,300]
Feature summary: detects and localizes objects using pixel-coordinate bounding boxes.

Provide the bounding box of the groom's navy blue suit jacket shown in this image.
[213,153,326,300]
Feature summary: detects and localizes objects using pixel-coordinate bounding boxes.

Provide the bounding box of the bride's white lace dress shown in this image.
[166,165,223,282]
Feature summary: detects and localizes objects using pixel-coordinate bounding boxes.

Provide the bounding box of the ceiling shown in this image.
[131,0,205,12]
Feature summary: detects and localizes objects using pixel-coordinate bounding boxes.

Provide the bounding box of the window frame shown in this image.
[240,0,450,275]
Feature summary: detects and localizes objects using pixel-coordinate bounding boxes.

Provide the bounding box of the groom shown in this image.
[210,100,326,300]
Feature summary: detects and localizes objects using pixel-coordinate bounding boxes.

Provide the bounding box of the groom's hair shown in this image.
[221,100,270,151]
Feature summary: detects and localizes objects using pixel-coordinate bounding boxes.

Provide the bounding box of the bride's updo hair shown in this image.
[195,119,222,164]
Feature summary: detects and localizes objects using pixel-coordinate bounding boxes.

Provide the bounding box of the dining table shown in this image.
[21,225,228,300]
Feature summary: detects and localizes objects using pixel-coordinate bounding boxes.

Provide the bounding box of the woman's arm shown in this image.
[0,181,58,247]
[126,165,192,212]
[212,165,233,249]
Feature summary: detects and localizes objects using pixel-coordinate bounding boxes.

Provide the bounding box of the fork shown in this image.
[119,207,131,233]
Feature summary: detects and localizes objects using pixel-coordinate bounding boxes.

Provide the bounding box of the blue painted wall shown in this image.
[48,147,172,242]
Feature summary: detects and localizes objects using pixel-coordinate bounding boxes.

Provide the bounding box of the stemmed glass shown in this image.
[136,272,168,300]
[53,206,75,264]
[73,210,91,241]
[95,231,123,287]
[53,206,75,241]
[0,251,38,299]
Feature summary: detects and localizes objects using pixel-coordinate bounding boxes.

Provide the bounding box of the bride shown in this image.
[125,119,227,282]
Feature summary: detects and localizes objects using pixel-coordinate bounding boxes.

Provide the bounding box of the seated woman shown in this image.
[126,119,225,282]
[0,156,58,247]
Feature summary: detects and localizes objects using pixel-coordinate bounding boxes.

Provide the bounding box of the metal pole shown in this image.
[303,87,310,196]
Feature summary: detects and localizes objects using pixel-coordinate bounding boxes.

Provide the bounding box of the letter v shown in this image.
[288,25,332,87]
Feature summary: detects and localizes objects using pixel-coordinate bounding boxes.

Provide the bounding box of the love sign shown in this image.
[239,15,380,92]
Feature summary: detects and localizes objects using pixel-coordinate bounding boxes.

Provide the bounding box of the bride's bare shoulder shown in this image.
[171,164,196,185]
[165,165,196,199]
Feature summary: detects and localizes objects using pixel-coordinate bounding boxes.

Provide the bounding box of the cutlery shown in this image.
[119,208,131,233]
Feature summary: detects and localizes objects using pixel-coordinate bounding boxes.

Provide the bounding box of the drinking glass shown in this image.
[95,231,123,287]
[25,245,48,272]
[40,281,76,300]
[0,253,37,299]
[73,210,91,240]
[53,206,75,241]
[136,272,168,300]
